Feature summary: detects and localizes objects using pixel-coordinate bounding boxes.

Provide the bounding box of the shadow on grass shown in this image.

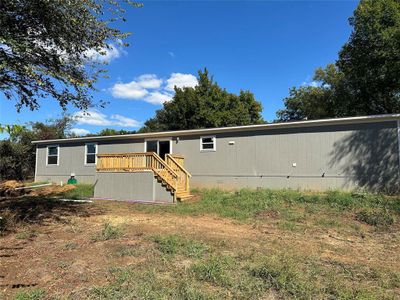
[0,196,105,234]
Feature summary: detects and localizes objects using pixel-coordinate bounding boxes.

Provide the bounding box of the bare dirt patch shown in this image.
[0,199,399,299]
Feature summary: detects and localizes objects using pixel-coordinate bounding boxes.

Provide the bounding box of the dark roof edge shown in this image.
[32,113,400,145]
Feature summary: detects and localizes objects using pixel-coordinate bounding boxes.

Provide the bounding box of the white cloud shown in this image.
[73,111,110,126]
[110,74,164,99]
[137,74,163,89]
[73,110,141,128]
[110,114,142,127]
[85,43,124,62]
[111,81,149,99]
[144,92,173,105]
[165,73,198,91]
[168,51,175,58]
[70,128,90,136]
[110,72,198,105]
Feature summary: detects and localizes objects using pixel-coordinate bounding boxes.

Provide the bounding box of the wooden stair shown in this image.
[96,152,193,202]
[163,154,193,201]
[176,191,193,201]
[154,173,193,201]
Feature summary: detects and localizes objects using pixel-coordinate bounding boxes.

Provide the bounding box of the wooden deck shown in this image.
[96,152,192,201]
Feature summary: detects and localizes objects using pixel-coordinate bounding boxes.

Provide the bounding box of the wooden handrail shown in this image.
[165,154,191,193]
[97,152,156,157]
[165,154,191,178]
[96,152,180,193]
[152,153,179,178]
[169,154,185,167]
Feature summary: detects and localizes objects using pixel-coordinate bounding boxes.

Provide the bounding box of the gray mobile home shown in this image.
[33,114,400,203]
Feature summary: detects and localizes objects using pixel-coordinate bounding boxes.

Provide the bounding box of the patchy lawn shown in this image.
[0,188,399,299]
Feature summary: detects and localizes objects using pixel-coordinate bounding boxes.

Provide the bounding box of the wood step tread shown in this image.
[176,191,191,195]
[176,194,194,200]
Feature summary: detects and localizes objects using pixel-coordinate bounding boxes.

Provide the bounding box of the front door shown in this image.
[145,140,171,160]
[158,141,170,160]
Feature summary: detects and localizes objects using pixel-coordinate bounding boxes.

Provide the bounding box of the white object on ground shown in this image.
[58,199,93,203]
[14,183,52,190]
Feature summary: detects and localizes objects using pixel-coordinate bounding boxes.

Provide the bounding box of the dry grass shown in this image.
[0,188,399,299]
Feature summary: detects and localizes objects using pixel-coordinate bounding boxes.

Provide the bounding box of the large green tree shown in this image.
[0,116,74,180]
[0,0,140,112]
[277,0,400,121]
[141,69,263,132]
[337,0,400,115]
[277,64,350,121]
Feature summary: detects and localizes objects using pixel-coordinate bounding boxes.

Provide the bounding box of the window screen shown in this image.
[146,140,158,153]
[200,136,216,151]
[86,143,97,164]
[47,146,59,165]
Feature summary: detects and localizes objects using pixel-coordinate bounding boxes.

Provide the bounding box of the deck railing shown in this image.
[169,154,185,167]
[96,152,191,197]
[165,154,191,193]
[97,152,179,192]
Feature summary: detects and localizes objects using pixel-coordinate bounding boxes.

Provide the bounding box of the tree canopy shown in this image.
[84,128,136,137]
[277,0,400,121]
[0,0,140,112]
[141,69,264,132]
[0,116,75,180]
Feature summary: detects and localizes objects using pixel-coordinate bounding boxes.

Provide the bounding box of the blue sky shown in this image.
[0,0,359,136]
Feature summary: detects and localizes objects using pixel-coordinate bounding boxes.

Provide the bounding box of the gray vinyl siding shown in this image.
[94,172,173,203]
[174,122,399,191]
[35,139,145,184]
[35,120,400,192]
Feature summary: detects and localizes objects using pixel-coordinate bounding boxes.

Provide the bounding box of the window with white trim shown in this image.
[47,145,59,165]
[85,143,97,165]
[200,136,216,151]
